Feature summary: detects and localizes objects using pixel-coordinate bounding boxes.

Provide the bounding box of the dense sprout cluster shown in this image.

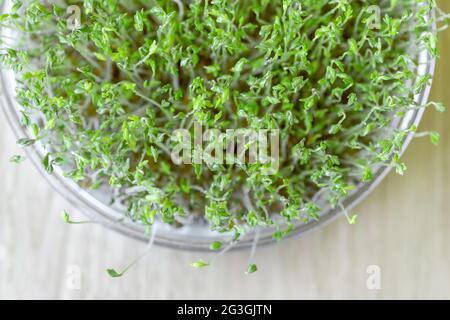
[0,0,444,242]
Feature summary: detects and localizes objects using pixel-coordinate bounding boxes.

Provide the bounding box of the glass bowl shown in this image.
[0,2,436,251]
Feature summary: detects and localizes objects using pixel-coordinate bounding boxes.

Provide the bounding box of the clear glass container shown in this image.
[0,2,436,251]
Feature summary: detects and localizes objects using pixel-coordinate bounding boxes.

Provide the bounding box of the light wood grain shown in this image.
[1,2,450,300]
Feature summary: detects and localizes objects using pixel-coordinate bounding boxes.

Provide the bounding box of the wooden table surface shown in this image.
[1,2,450,300]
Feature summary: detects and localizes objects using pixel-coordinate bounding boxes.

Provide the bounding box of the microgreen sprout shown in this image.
[415,131,441,146]
[191,259,210,269]
[210,241,223,251]
[106,268,124,278]
[107,225,158,277]
[246,264,258,275]
[61,210,93,225]
[347,214,358,226]
[9,154,25,164]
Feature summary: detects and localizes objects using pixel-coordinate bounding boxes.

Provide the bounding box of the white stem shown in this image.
[248,230,260,264]
[172,0,184,19]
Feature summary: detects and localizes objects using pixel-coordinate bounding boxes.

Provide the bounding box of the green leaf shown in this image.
[347,214,358,225]
[362,167,373,182]
[273,231,283,242]
[9,155,25,164]
[17,138,35,147]
[246,264,258,274]
[62,210,71,223]
[134,9,145,32]
[61,210,91,225]
[430,131,440,146]
[42,153,54,174]
[210,241,223,251]
[434,102,445,113]
[106,268,124,278]
[191,260,210,268]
